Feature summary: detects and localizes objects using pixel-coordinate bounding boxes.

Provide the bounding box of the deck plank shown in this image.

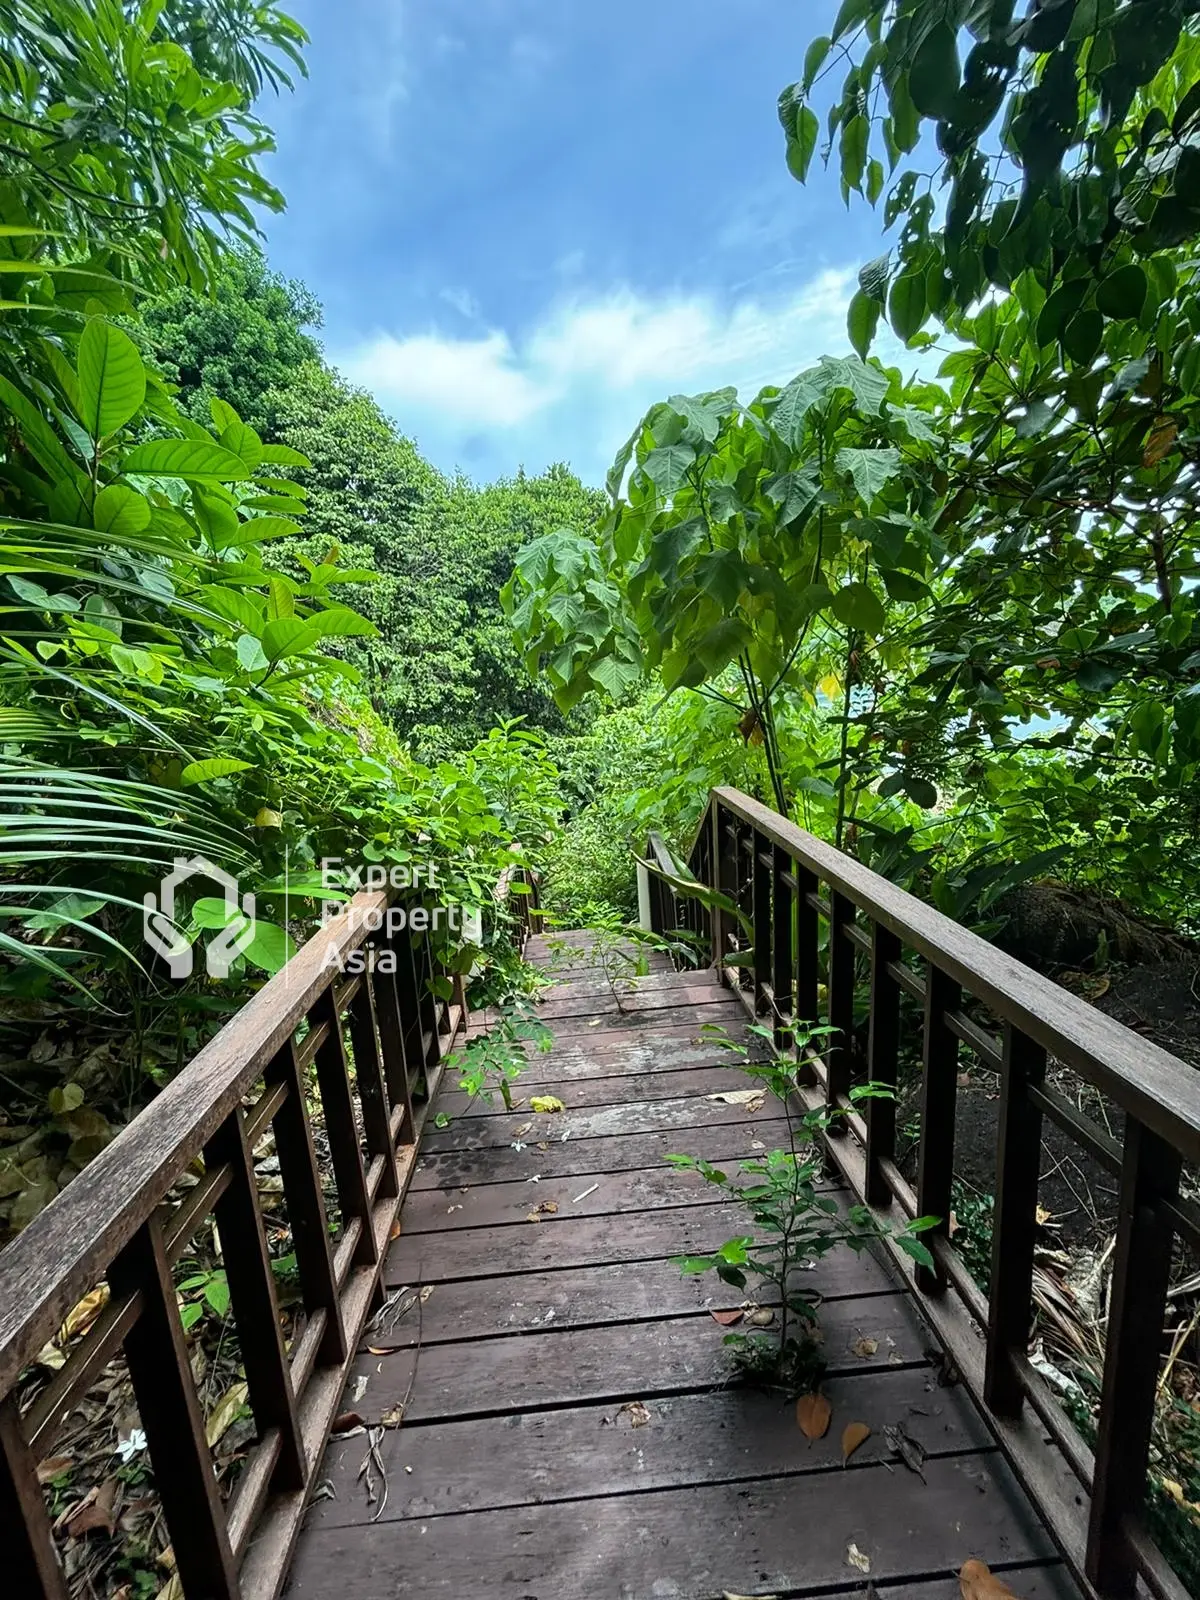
[287,1455,1064,1599]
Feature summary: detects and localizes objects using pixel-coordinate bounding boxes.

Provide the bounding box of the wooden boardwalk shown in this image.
[286,933,1078,1599]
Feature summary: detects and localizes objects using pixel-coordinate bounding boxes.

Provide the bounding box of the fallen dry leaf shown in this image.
[795,1392,832,1440]
[959,1558,1021,1599]
[617,1400,651,1428]
[60,1284,109,1342]
[205,1381,248,1450]
[722,1593,779,1600]
[884,1423,927,1480]
[710,1308,744,1327]
[380,1402,406,1428]
[706,1089,765,1111]
[66,1477,118,1538]
[530,1095,565,1113]
[745,1306,775,1327]
[851,1335,878,1359]
[527,1199,560,1221]
[389,1220,403,1241]
[841,1421,871,1463]
[36,1455,73,1485]
[846,1541,871,1574]
[331,1411,367,1434]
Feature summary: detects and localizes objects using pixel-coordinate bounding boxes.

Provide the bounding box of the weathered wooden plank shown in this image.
[307,1364,993,1528]
[535,982,726,1022]
[409,1114,794,1189]
[507,1032,765,1078]
[287,1452,1059,1599]
[535,999,746,1039]
[399,1162,733,1232]
[420,1091,784,1154]
[346,1292,930,1425]
[536,969,715,1002]
[387,1200,758,1282]
[433,1063,744,1119]
[369,1249,896,1346]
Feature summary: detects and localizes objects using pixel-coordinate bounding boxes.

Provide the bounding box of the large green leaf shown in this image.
[837,446,901,504]
[76,319,146,439]
[786,106,819,183]
[93,484,151,537]
[123,439,251,481]
[909,23,959,119]
[847,289,880,359]
[888,270,928,342]
[641,443,696,497]
[831,580,886,634]
[179,758,254,787]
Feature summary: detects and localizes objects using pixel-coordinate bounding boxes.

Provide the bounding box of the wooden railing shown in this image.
[645,787,1200,1600]
[0,896,463,1600]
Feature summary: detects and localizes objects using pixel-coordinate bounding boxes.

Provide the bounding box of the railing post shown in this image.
[826,890,856,1119]
[793,863,819,1083]
[309,988,377,1270]
[1,1395,69,1600]
[711,800,731,976]
[109,1218,240,1600]
[347,971,400,1194]
[865,923,901,1207]
[371,950,416,1147]
[206,1106,306,1491]
[984,1025,1046,1417]
[915,963,960,1294]
[751,828,772,1016]
[1087,1118,1181,1596]
[771,846,793,1051]
[267,1041,346,1365]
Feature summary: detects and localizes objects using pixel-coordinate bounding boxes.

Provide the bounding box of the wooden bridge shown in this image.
[2,789,1198,1599]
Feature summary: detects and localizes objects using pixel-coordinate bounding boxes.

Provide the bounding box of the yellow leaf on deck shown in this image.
[959,1559,1022,1599]
[841,1421,870,1463]
[60,1284,109,1342]
[206,1381,248,1448]
[795,1391,832,1439]
[530,1095,565,1114]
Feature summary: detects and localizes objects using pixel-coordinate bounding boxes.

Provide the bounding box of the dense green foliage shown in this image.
[144,250,604,752]
[510,0,1200,937]
[0,0,567,1239]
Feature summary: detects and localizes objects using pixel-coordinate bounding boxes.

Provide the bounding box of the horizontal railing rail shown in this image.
[643,786,1199,1600]
[0,894,464,1600]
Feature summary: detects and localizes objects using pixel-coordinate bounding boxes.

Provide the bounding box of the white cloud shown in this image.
[335,268,871,482]
[439,285,480,319]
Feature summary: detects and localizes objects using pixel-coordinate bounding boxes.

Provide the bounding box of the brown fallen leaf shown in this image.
[36,1455,74,1485]
[526,1200,559,1223]
[389,1219,403,1241]
[331,1411,367,1434]
[617,1400,652,1427]
[959,1558,1021,1599]
[841,1421,871,1464]
[66,1477,118,1538]
[795,1392,832,1440]
[851,1335,878,1358]
[710,1308,744,1327]
[745,1306,775,1327]
[380,1402,406,1428]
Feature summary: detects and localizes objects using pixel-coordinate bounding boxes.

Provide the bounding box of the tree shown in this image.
[143,248,322,431]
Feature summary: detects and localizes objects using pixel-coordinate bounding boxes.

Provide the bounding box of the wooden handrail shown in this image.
[643,787,1199,1600]
[0,891,465,1600]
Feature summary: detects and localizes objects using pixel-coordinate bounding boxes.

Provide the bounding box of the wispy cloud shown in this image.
[336,268,866,481]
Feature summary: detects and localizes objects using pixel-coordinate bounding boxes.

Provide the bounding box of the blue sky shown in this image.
[261,0,898,485]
